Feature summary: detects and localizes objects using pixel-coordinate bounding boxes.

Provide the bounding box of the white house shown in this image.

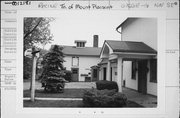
[62,35,101,82]
[99,18,157,96]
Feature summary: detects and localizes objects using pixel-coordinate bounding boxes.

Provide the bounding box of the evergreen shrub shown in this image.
[83,89,127,107]
[96,80,118,92]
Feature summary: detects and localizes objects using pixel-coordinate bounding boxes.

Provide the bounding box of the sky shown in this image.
[45,11,126,50]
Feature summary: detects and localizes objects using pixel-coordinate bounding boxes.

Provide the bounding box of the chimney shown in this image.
[93,35,99,47]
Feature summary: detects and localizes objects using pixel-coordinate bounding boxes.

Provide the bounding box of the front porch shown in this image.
[99,40,157,95]
[123,87,157,107]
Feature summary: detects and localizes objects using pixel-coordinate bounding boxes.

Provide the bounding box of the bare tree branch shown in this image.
[24,18,43,39]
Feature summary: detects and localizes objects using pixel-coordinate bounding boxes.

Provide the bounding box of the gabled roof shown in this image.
[98,59,108,65]
[105,40,157,54]
[116,18,139,32]
[62,46,101,57]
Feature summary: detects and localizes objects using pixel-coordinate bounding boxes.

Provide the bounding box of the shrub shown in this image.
[96,80,118,92]
[83,89,127,107]
[63,70,72,82]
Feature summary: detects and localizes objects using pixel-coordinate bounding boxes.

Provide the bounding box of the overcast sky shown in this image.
[45,11,126,49]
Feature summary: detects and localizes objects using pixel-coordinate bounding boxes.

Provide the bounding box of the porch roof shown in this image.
[105,40,157,54]
[98,59,108,65]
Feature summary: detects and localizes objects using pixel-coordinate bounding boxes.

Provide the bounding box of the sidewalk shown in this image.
[24,97,82,101]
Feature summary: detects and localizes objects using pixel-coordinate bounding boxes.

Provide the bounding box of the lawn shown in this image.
[23,100,143,108]
[23,88,144,108]
[24,100,84,107]
[24,89,89,98]
[23,89,143,108]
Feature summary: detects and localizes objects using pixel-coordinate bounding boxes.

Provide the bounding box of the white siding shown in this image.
[147,60,157,96]
[121,18,157,96]
[99,60,157,96]
[123,61,138,90]
[63,56,72,70]
[123,60,157,96]
[78,56,100,81]
[122,18,157,50]
[111,63,117,82]
[99,64,106,81]
[99,66,102,80]
[99,63,118,82]
[63,55,100,81]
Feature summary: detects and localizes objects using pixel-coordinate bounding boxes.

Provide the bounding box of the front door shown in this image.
[138,60,148,94]
[71,68,79,82]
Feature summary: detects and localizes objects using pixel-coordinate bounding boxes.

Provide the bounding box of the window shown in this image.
[77,42,80,47]
[80,42,82,47]
[72,57,79,66]
[72,69,78,74]
[131,61,136,80]
[82,43,85,47]
[150,59,157,83]
[76,42,85,47]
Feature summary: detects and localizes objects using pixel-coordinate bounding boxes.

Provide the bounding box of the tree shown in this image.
[24,17,54,50]
[40,45,65,86]
[23,17,54,80]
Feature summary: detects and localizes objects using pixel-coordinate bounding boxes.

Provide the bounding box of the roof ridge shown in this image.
[61,45,101,49]
[105,40,143,43]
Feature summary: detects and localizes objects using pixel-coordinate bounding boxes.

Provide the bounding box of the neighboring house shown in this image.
[62,35,101,82]
[99,18,157,96]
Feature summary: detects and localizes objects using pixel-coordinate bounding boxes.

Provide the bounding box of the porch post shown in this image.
[99,68,101,80]
[106,61,111,81]
[117,57,123,92]
[99,67,102,80]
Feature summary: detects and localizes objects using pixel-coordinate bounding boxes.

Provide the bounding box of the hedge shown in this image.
[96,80,118,92]
[83,89,127,107]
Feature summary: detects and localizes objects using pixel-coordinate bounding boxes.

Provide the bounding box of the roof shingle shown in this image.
[62,46,101,56]
[106,40,157,54]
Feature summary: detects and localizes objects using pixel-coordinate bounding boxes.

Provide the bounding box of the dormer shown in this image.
[74,40,87,48]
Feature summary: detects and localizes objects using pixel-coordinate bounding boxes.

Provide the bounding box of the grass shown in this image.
[23,100,143,108]
[23,88,144,108]
[24,89,89,98]
[24,100,84,107]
